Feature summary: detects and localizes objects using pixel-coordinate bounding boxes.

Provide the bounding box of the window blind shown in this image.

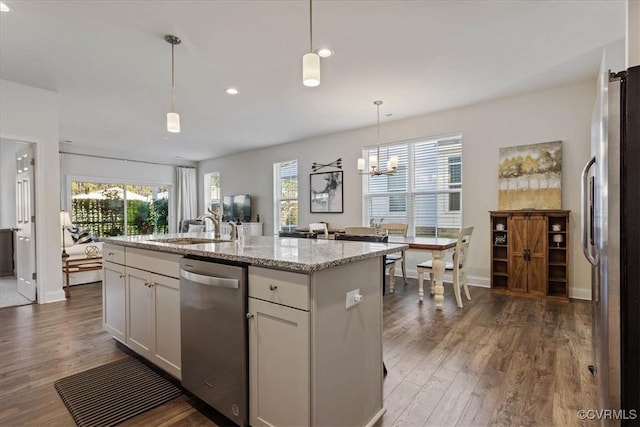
[363,136,462,237]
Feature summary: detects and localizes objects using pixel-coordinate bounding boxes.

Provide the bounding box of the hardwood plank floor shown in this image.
[0,280,597,426]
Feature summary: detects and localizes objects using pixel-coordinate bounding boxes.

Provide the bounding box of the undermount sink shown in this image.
[149,237,232,245]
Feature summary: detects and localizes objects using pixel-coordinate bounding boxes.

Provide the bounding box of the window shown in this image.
[274,160,298,233]
[204,171,221,216]
[70,181,170,237]
[448,156,461,212]
[362,135,462,238]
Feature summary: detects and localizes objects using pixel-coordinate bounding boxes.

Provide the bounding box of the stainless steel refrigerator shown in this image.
[582,52,639,424]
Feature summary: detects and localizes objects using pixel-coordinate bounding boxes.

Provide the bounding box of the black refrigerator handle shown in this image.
[581,156,598,267]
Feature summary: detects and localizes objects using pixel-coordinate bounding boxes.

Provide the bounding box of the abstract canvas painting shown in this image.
[498,141,562,210]
[310,171,343,213]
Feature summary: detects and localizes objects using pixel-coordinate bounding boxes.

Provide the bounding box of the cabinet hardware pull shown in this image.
[108,252,114,256]
[269,284,278,291]
[246,313,254,319]
[119,274,124,278]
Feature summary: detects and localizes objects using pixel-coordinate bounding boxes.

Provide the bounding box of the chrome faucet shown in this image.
[228,221,239,241]
[197,209,221,238]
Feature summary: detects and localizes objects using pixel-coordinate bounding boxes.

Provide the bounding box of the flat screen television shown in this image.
[222,194,251,222]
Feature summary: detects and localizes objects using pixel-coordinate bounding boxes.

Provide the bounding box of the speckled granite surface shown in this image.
[102,233,408,273]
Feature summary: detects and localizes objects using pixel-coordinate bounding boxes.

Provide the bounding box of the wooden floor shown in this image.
[0,280,598,427]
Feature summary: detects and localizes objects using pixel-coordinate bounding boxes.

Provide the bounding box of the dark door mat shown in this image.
[54,357,182,427]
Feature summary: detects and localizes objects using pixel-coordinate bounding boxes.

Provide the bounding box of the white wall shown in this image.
[629,0,640,67]
[0,79,63,303]
[199,80,596,299]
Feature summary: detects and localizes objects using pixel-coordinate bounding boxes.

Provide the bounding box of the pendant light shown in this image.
[302,0,320,87]
[357,101,398,176]
[165,34,181,133]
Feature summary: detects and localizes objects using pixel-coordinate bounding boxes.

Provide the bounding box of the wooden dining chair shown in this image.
[343,226,376,235]
[309,222,329,239]
[416,226,474,308]
[380,223,408,287]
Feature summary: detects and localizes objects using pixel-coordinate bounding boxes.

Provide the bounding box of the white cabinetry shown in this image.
[248,258,384,427]
[102,244,182,379]
[102,244,126,343]
[248,268,310,427]
[222,221,263,237]
[126,267,181,378]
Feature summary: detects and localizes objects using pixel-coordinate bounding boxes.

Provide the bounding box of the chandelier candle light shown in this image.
[357,100,398,176]
[165,34,181,133]
[302,0,320,87]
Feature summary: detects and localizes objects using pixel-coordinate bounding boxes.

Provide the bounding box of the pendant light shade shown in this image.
[303,52,320,87]
[165,34,181,133]
[302,0,320,87]
[167,112,180,133]
[357,100,398,177]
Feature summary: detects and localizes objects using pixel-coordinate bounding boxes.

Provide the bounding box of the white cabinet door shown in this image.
[249,297,310,427]
[247,222,262,236]
[150,272,181,379]
[102,261,126,342]
[126,267,153,358]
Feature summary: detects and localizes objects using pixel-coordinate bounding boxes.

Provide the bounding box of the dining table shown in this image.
[387,236,457,310]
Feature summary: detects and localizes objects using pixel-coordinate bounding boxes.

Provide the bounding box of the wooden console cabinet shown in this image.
[490,210,570,300]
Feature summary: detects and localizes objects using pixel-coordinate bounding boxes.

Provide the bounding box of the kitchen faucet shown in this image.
[197,209,221,238]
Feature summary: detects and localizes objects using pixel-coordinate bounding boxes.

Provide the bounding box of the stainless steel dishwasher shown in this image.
[180,257,248,427]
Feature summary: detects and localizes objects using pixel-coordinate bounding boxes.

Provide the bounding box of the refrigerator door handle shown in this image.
[581,156,598,266]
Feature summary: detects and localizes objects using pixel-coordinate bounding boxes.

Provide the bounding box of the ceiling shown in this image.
[0,0,625,163]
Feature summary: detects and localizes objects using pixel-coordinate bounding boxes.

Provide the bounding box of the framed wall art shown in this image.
[498,140,562,209]
[310,171,343,213]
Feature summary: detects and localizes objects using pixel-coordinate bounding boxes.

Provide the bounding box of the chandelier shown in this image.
[357,101,398,176]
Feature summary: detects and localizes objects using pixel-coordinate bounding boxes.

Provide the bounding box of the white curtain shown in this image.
[176,167,197,231]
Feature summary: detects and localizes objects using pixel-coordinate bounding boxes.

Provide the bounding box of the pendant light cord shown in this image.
[171,42,176,112]
[375,100,382,168]
[309,0,313,52]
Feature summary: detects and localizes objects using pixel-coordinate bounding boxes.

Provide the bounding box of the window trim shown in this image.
[273,159,299,235]
[361,134,462,237]
[66,174,174,234]
[203,171,221,216]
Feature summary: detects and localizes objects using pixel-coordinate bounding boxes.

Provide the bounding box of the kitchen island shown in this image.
[101,233,408,427]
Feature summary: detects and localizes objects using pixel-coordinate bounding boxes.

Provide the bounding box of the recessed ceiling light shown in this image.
[226,88,239,95]
[317,48,333,58]
[0,2,12,12]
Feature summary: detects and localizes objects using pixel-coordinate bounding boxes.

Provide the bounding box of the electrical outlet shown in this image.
[345,289,362,309]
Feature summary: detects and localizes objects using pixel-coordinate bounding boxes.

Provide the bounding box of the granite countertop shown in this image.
[101,233,409,273]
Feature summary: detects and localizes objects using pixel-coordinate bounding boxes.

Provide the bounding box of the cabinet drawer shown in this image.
[249,267,309,311]
[103,244,125,264]
[127,247,181,278]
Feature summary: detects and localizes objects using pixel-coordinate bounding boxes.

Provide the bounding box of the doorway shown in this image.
[0,139,37,308]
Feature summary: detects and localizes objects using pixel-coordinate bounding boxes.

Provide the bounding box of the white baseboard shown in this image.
[394,270,590,299]
[395,269,490,287]
[570,288,592,300]
[44,289,66,303]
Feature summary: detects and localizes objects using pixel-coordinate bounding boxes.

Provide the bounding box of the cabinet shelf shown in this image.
[490,210,570,300]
